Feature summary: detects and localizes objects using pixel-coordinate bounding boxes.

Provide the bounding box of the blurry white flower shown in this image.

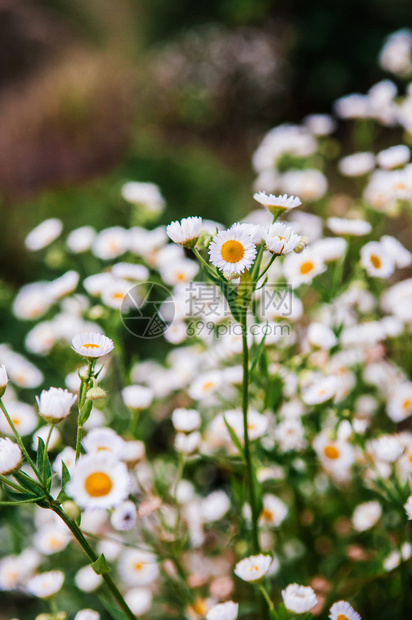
[383,550,401,571]
[25,218,63,251]
[67,454,130,509]
[74,565,103,592]
[361,241,395,279]
[67,226,96,253]
[200,490,231,522]
[368,435,403,462]
[26,570,65,598]
[111,501,137,531]
[82,428,126,458]
[118,549,159,586]
[36,387,77,423]
[329,600,361,620]
[234,554,272,583]
[0,365,8,391]
[281,169,327,202]
[404,495,412,519]
[172,408,201,432]
[338,152,375,177]
[188,372,222,400]
[310,237,347,262]
[327,217,372,236]
[121,181,165,214]
[175,431,201,454]
[387,382,412,422]
[302,376,337,405]
[122,385,153,410]
[377,145,410,169]
[74,610,100,620]
[124,587,153,616]
[0,438,22,475]
[379,29,412,76]
[32,426,60,451]
[33,526,71,556]
[283,249,326,287]
[352,501,382,532]
[72,332,114,358]
[0,401,37,436]
[259,494,288,527]
[12,282,53,320]
[111,262,149,281]
[304,114,336,136]
[53,446,76,477]
[206,601,239,620]
[308,323,337,350]
[92,227,129,260]
[209,229,256,275]
[380,235,412,268]
[281,583,317,613]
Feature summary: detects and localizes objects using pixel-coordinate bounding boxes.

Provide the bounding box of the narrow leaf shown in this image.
[36,437,45,474]
[91,553,111,575]
[79,399,93,426]
[61,461,71,487]
[223,416,245,461]
[13,471,44,496]
[250,327,268,376]
[99,596,127,620]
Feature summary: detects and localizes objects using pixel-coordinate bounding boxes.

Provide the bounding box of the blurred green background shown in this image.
[1,0,412,284]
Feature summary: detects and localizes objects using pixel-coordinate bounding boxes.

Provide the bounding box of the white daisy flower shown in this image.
[82,428,126,458]
[32,426,60,451]
[111,262,149,281]
[311,237,347,262]
[352,501,382,532]
[52,446,76,477]
[111,501,137,531]
[200,490,231,522]
[259,494,288,527]
[253,192,302,216]
[0,438,22,475]
[160,259,199,285]
[26,570,65,598]
[101,279,134,310]
[188,371,222,400]
[313,434,355,474]
[361,241,395,278]
[92,227,129,260]
[377,145,410,169]
[404,495,412,519]
[67,226,96,254]
[124,587,153,616]
[75,610,100,620]
[283,249,326,287]
[380,235,412,268]
[66,454,130,509]
[281,169,327,202]
[167,216,203,247]
[234,554,272,583]
[383,550,401,571]
[206,601,239,620]
[72,332,114,358]
[0,401,37,436]
[25,218,63,251]
[122,385,153,410]
[172,408,201,433]
[327,217,372,236]
[387,382,412,422]
[368,435,404,463]
[338,152,375,177]
[281,583,317,614]
[175,430,201,454]
[302,376,338,405]
[48,271,80,301]
[0,364,8,391]
[329,600,361,620]
[308,323,337,350]
[118,549,159,587]
[33,526,71,556]
[12,282,53,320]
[121,181,165,214]
[74,565,103,592]
[36,387,77,423]
[261,223,302,255]
[208,229,257,275]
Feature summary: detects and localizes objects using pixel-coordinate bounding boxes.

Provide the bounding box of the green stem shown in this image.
[53,504,136,620]
[192,248,221,279]
[251,243,265,281]
[257,254,277,283]
[0,399,41,481]
[259,584,279,620]
[43,424,54,484]
[0,472,28,493]
[75,360,95,461]
[241,311,260,553]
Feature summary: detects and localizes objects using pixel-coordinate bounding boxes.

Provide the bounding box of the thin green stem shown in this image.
[251,243,265,281]
[241,311,260,553]
[257,254,277,283]
[0,399,40,481]
[259,584,279,620]
[0,472,28,493]
[53,504,136,620]
[192,248,221,279]
[75,360,95,461]
[43,424,54,483]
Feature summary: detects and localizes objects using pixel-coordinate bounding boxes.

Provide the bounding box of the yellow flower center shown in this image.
[403,399,411,411]
[11,418,20,426]
[249,565,259,572]
[221,240,245,263]
[202,381,214,391]
[408,453,412,464]
[370,254,381,269]
[49,536,62,550]
[299,260,314,275]
[193,599,207,615]
[84,472,113,497]
[260,508,273,521]
[337,615,349,620]
[133,562,143,572]
[83,343,100,350]
[112,292,125,300]
[324,445,340,460]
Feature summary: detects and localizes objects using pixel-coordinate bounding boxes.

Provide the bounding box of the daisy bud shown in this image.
[86,387,106,401]
[0,364,8,397]
[61,500,81,520]
[36,387,77,424]
[281,583,318,614]
[234,554,272,583]
[294,236,308,253]
[0,438,22,475]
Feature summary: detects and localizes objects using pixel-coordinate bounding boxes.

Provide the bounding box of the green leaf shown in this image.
[237,270,253,308]
[99,596,126,620]
[3,489,39,502]
[13,471,44,496]
[250,326,268,377]
[36,437,46,473]
[276,603,291,620]
[223,416,245,461]
[61,461,71,487]
[91,553,111,575]
[0,495,46,506]
[79,399,93,426]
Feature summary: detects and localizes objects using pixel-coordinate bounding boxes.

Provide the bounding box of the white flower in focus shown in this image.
[327,217,372,236]
[0,438,22,475]
[261,223,302,255]
[352,501,382,532]
[36,387,77,423]
[26,570,64,598]
[111,501,137,531]
[67,226,96,254]
[281,583,317,613]
[66,454,130,509]
[253,192,302,216]
[338,152,375,177]
[283,249,326,287]
[377,145,410,169]
[72,332,114,358]
[122,385,154,410]
[206,601,239,620]
[259,494,288,527]
[167,216,203,247]
[329,600,361,620]
[75,610,100,620]
[25,219,63,251]
[361,241,395,279]
[172,408,201,432]
[118,549,159,586]
[234,554,272,583]
[404,495,412,519]
[209,229,257,275]
[74,565,103,592]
